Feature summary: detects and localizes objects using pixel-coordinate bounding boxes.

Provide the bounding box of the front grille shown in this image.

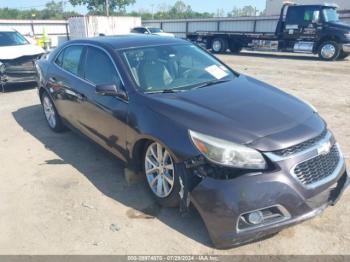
[273,129,328,157]
[293,145,340,186]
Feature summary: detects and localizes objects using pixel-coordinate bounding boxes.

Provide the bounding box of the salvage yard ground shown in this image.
[0,52,349,255]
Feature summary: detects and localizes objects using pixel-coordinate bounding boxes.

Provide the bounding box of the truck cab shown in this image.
[187,3,350,61]
[277,3,350,60]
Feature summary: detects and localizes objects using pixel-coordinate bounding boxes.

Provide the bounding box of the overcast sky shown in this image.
[0,0,267,14]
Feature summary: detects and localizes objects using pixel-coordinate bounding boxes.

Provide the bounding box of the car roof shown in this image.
[69,34,188,50]
[293,4,337,9]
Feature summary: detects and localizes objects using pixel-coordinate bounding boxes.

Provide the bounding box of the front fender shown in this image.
[126,96,199,166]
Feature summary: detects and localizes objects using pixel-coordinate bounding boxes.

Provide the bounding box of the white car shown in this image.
[0,27,45,91]
[131,27,175,37]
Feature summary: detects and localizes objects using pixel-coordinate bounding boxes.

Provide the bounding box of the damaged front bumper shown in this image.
[183,136,349,249]
[0,55,40,86]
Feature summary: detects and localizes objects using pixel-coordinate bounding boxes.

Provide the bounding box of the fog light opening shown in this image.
[247,211,264,225]
[237,205,291,232]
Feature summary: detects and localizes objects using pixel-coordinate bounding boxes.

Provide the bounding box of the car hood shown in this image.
[145,75,325,152]
[326,21,350,31]
[0,44,44,60]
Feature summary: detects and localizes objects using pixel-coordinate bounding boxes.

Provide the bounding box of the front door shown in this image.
[75,46,129,161]
[284,6,321,42]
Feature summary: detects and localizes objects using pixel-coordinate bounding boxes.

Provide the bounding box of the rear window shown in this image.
[286,6,320,25]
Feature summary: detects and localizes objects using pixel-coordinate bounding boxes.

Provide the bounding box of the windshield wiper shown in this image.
[191,79,231,90]
[145,89,186,94]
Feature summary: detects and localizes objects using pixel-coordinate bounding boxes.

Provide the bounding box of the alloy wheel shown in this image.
[43,96,57,129]
[145,142,175,198]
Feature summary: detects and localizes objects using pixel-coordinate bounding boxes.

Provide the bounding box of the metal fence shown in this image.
[0,19,69,47]
[143,12,350,38]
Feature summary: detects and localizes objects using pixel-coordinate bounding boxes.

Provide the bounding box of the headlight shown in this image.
[189,130,267,169]
[345,33,350,40]
[0,62,5,74]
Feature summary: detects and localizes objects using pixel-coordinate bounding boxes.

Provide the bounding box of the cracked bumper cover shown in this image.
[186,155,348,249]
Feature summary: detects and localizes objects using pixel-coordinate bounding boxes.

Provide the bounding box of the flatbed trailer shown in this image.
[187,3,350,61]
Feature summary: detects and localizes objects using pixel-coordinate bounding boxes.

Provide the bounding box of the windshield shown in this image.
[323,8,339,22]
[121,44,235,93]
[0,31,28,47]
[149,28,163,33]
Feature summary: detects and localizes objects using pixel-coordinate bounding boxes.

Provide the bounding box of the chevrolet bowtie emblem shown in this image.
[317,141,332,156]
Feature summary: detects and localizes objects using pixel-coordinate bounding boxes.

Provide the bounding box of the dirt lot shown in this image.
[0,52,349,255]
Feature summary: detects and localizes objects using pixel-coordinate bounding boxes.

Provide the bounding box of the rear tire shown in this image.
[211,38,228,54]
[318,41,341,61]
[337,51,349,60]
[229,41,242,54]
[143,141,180,208]
[41,91,65,132]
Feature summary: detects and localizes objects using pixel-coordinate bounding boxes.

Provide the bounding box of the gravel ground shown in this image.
[0,52,349,255]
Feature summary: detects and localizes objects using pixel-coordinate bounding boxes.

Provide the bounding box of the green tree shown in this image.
[69,0,136,15]
[41,1,64,19]
[228,5,258,17]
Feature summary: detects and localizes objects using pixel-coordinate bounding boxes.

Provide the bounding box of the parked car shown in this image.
[0,27,45,92]
[35,35,348,249]
[131,26,175,37]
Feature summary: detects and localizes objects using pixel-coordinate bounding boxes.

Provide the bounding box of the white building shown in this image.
[265,0,350,16]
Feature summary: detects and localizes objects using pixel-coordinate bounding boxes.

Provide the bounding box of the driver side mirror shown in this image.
[96,84,128,100]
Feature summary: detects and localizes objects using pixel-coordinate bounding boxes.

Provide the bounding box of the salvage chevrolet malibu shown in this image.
[35,35,348,249]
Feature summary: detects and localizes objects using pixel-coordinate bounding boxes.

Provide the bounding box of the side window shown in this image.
[59,46,84,76]
[287,7,319,25]
[303,8,319,23]
[55,50,64,67]
[84,47,121,86]
[286,7,304,24]
[133,28,145,33]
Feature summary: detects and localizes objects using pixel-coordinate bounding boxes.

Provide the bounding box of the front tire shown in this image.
[337,51,349,60]
[318,41,341,61]
[229,41,242,54]
[143,141,180,207]
[41,92,65,132]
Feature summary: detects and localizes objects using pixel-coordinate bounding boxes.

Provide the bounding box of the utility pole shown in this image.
[151,4,154,20]
[106,0,109,16]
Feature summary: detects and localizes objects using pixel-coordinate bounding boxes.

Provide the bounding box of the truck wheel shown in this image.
[229,42,242,54]
[318,41,340,61]
[211,38,228,54]
[337,51,349,60]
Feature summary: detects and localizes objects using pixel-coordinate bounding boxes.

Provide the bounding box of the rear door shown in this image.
[284,6,321,41]
[47,45,86,127]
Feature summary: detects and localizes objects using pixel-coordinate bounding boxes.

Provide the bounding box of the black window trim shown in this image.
[53,43,128,102]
